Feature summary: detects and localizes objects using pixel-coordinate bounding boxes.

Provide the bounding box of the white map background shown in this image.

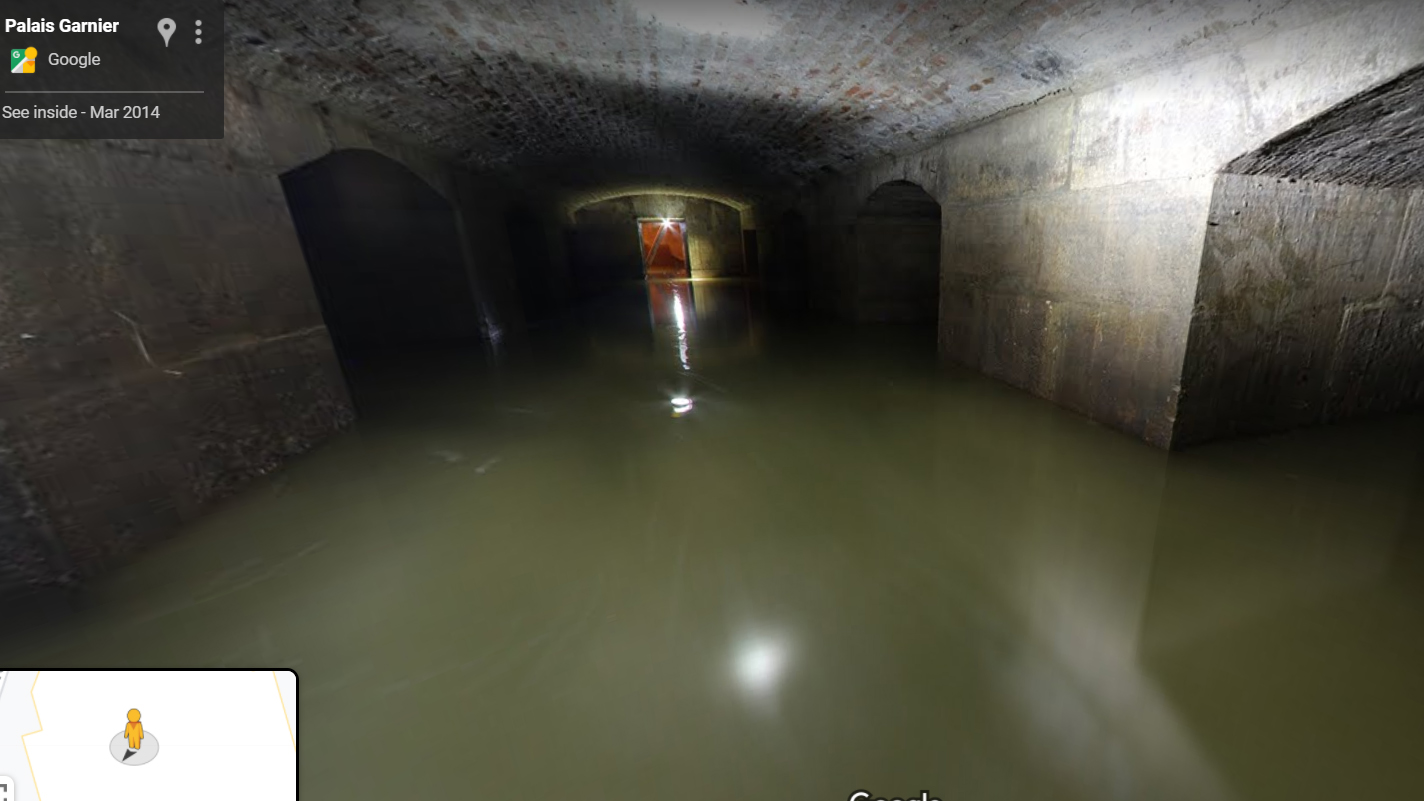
[0,670,296,801]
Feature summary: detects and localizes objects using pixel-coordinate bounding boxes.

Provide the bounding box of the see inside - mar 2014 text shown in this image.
[1,105,160,119]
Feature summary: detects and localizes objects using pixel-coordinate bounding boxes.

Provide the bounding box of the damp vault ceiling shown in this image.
[226,0,1329,195]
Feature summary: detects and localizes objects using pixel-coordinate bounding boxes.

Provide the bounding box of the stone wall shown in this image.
[0,77,526,593]
[799,95,1210,446]
[788,0,1424,448]
[1170,62,1424,445]
[1174,176,1424,445]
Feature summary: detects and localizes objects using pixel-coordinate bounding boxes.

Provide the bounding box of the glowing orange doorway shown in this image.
[639,219,690,279]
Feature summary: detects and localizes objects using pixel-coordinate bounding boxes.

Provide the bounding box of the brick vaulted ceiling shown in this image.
[226,0,1324,196]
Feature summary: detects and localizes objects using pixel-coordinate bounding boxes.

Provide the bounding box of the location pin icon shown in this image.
[157,18,176,47]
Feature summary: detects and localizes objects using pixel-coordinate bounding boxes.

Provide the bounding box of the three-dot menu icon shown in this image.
[157,18,203,47]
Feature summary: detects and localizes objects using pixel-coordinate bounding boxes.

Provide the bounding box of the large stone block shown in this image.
[937,275,983,370]
[1039,178,1213,309]
[940,196,1047,285]
[1175,175,1422,445]
[1197,176,1410,309]
[954,290,1183,432]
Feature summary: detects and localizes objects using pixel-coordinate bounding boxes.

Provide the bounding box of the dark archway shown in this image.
[280,150,482,403]
[855,180,942,323]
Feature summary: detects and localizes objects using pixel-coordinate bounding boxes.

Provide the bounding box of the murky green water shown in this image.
[8,281,1424,800]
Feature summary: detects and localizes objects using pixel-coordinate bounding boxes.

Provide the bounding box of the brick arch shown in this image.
[563,187,757,227]
[858,179,942,221]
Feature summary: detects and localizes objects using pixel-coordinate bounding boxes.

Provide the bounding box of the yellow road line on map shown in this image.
[274,671,295,750]
[21,671,44,801]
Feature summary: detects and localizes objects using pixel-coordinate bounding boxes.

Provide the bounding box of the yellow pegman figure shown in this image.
[125,709,144,750]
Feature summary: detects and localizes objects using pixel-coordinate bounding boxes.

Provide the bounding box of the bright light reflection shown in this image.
[671,396,694,415]
[673,293,691,371]
[735,637,789,695]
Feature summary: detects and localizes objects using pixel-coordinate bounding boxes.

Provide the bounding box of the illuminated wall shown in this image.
[791,1,1424,447]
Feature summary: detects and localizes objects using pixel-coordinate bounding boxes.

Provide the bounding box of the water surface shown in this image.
[8,280,1424,800]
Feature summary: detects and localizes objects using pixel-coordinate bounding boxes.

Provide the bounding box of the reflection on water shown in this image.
[8,280,1424,801]
[646,280,693,331]
[672,292,690,371]
[643,279,761,374]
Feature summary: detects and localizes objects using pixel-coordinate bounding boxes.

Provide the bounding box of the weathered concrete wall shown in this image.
[1175,176,1424,445]
[568,195,747,291]
[0,77,527,590]
[791,0,1424,447]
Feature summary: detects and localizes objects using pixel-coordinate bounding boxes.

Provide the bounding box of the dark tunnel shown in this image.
[4,2,1424,799]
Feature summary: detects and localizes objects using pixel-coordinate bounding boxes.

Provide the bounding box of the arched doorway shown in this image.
[280,150,482,405]
[639,217,691,278]
[855,180,942,323]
